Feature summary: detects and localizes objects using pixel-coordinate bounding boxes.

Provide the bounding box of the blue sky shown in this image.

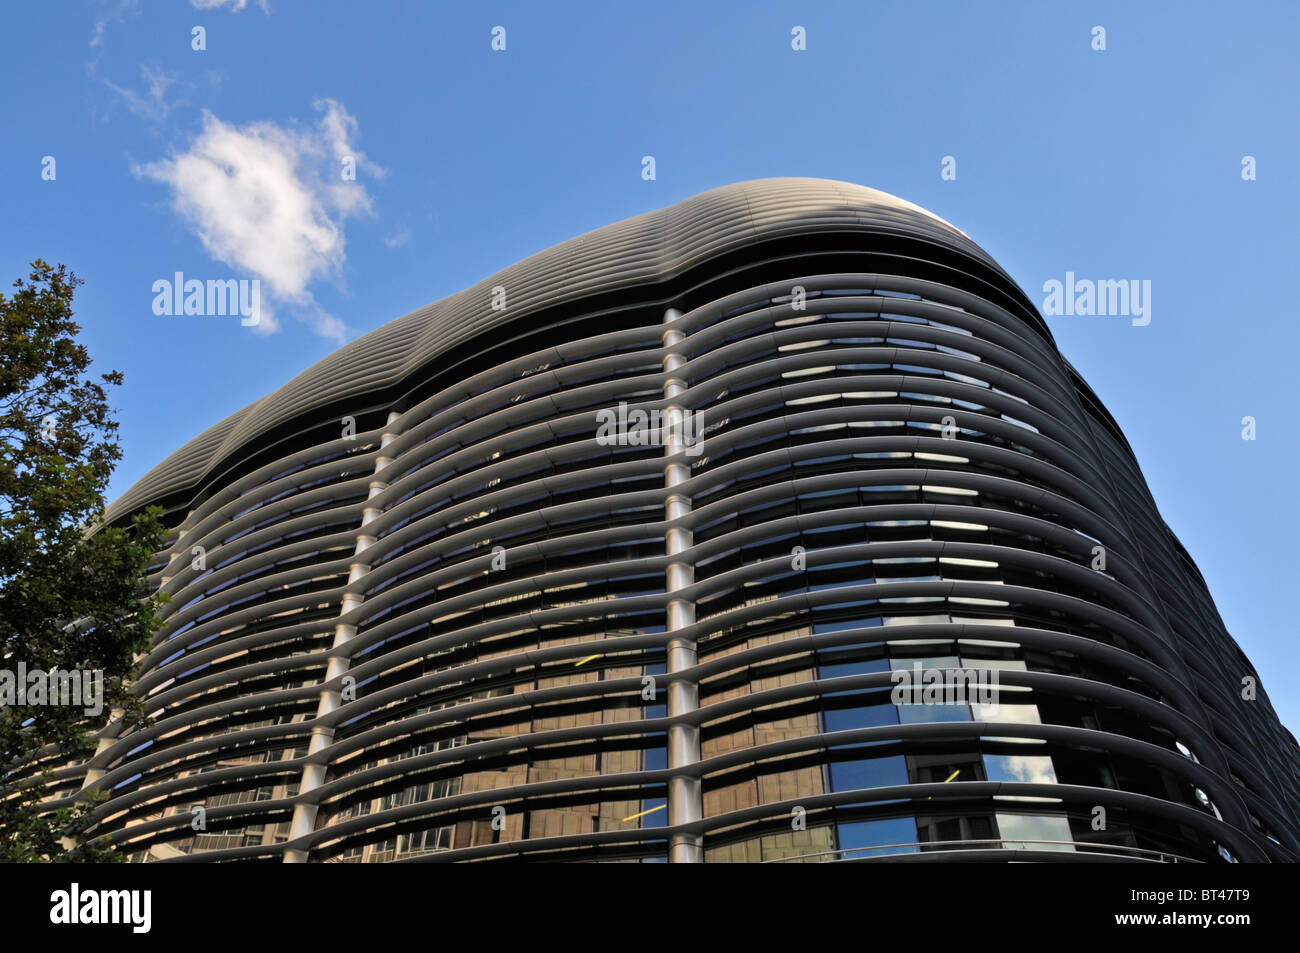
[2,1,1297,732]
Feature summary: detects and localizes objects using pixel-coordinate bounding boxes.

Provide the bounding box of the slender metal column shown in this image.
[284,411,401,863]
[661,307,703,863]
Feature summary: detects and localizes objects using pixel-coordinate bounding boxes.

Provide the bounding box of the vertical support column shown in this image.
[67,711,128,852]
[662,307,703,863]
[284,411,402,863]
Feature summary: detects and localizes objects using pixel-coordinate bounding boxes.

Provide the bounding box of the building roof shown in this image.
[105,177,1014,524]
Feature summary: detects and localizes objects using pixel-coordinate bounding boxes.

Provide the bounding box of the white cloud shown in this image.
[190,0,270,11]
[989,754,1057,785]
[137,100,379,342]
[104,64,178,121]
[90,0,140,49]
[384,227,411,249]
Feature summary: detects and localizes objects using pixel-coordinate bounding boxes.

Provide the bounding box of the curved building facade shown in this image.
[61,178,1300,862]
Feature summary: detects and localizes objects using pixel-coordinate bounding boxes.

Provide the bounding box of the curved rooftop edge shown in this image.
[105,177,1057,525]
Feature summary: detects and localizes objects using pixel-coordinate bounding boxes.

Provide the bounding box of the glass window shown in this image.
[814,617,882,634]
[996,812,1075,851]
[819,656,890,681]
[824,699,898,733]
[830,754,908,792]
[971,700,1041,725]
[837,816,917,858]
[983,753,1057,784]
[898,703,971,723]
[635,796,668,829]
[909,753,982,784]
[917,813,995,850]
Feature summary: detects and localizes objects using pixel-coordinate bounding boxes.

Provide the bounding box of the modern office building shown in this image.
[59,178,1300,862]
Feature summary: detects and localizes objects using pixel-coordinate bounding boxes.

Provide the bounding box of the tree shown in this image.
[0,260,166,861]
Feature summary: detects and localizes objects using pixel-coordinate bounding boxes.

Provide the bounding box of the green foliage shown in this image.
[0,261,166,861]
